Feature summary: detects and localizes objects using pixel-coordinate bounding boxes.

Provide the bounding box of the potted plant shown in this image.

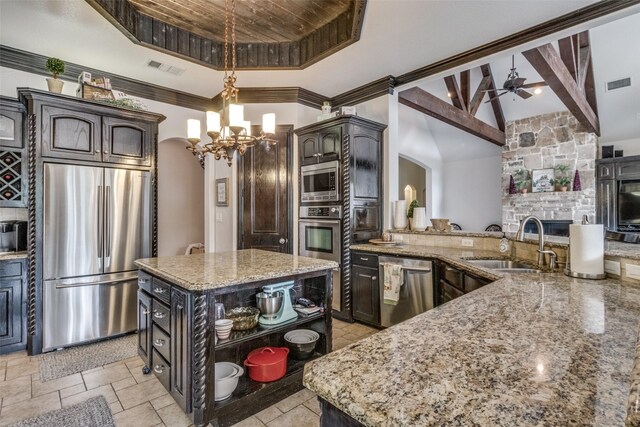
[554,164,571,191]
[45,57,65,93]
[513,169,530,194]
[407,200,419,229]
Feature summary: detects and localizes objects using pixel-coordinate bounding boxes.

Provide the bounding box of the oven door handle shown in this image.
[299,219,341,225]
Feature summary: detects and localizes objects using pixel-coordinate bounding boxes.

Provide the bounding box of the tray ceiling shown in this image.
[87,0,365,70]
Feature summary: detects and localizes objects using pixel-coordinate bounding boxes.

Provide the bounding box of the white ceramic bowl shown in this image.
[214,362,244,401]
[215,319,234,340]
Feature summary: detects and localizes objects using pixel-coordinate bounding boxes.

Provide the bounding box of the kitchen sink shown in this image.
[466,259,541,274]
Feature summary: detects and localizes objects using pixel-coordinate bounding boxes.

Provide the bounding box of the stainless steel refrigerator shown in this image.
[42,163,151,351]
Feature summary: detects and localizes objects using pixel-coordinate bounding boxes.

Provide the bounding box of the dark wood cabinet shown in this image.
[103,117,152,167]
[435,261,491,306]
[170,287,191,413]
[0,259,27,354]
[296,116,385,322]
[351,252,380,326]
[41,104,102,162]
[0,97,27,208]
[299,126,342,165]
[137,289,152,366]
[597,179,616,231]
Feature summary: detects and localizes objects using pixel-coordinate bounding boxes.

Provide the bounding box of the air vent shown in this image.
[146,60,185,76]
[606,77,631,91]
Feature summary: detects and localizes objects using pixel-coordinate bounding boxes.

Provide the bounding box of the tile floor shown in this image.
[0,319,378,427]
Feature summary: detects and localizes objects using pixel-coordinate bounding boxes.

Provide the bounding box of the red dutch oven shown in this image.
[244,347,289,382]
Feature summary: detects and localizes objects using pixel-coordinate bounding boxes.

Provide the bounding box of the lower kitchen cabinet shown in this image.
[435,261,491,305]
[351,251,380,326]
[0,258,27,354]
[137,272,192,413]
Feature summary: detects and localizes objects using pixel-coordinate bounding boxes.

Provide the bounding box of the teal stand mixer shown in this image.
[257,281,298,326]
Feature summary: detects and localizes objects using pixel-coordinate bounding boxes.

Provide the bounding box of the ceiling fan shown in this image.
[484,55,547,102]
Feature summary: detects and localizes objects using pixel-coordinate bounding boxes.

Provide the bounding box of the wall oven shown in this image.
[299,206,342,310]
[618,180,640,232]
[301,161,340,203]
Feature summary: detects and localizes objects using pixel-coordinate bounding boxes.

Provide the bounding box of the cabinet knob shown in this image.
[153,311,166,319]
[154,338,165,347]
[95,149,100,154]
[153,364,165,374]
[372,276,377,280]
[279,238,286,244]
[154,287,166,294]
[103,150,108,154]
[141,309,150,315]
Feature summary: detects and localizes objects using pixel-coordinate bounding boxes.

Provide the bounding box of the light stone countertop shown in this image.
[134,249,338,291]
[0,251,28,261]
[305,244,640,426]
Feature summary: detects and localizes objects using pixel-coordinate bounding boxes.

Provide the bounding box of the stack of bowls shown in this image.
[284,329,319,360]
[215,319,233,340]
[214,362,244,401]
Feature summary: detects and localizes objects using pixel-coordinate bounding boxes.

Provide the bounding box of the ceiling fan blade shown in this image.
[513,77,527,86]
[521,81,548,89]
[517,90,533,99]
[482,88,503,92]
[484,92,508,103]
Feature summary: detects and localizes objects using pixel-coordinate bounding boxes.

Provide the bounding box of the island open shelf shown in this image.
[134,249,336,427]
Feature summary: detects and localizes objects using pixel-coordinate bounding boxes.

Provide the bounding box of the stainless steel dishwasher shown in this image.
[378,256,434,327]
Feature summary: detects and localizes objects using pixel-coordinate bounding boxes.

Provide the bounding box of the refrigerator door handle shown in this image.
[55,276,135,289]
[105,185,111,260]
[97,185,103,265]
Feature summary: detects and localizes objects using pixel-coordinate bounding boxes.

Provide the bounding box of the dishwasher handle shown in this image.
[404,266,432,273]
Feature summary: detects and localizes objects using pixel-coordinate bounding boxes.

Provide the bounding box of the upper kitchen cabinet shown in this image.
[0,97,27,208]
[19,88,163,168]
[299,125,342,165]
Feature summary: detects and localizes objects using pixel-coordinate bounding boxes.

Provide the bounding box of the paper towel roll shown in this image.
[569,224,604,276]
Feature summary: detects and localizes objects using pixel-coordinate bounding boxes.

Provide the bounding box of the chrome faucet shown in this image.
[516,215,557,269]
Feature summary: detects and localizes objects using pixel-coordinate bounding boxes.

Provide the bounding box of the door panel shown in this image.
[41,105,101,162]
[239,125,292,253]
[104,168,152,273]
[0,278,21,348]
[137,290,152,366]
[103,118,152,166]
[44,164,103,280]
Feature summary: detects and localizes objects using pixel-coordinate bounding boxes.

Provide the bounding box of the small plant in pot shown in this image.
[554,164,571,191]
[45,57,65,93]
[513,169,531,194]
[407,200,419,229]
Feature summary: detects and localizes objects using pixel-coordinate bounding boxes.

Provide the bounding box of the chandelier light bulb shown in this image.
[263,113,276,134]
[187,119,201,141]
[229,104,244,127]
[206,111,221,132]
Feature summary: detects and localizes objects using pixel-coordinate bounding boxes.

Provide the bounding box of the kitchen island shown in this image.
[304,244,640,426]
[134,249,337,427]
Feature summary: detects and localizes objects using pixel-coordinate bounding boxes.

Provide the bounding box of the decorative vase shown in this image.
[521,188,528,194]
[560,187,568,192]
[46,78,64,93]
[508,175,516,195]
[573,170,582,191]
[411,208,427,231]
[393,200,407,230]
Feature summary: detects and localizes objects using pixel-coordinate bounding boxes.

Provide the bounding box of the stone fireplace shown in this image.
[502,110,597,232]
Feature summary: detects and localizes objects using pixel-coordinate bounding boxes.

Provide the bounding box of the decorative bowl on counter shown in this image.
[226,307,260,331]
[214,362,244,401]
[284,329,319,360]
[244,347,289,382]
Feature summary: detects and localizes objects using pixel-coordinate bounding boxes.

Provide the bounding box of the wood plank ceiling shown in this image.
[86,0,366,70]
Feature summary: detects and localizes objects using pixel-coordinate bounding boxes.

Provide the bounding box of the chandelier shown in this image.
[186,0,276,167]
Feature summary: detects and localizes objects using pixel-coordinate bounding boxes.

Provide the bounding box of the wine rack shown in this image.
[0,151,23,205]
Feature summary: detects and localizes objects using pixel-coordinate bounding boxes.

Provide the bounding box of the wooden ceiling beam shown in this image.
[558,36,578,82]
[469,75,491,116]
[444,75,466,111]
[460,70,470,108]
[522,43,599,135]
[399,87,505,147]
[480,64,505,132]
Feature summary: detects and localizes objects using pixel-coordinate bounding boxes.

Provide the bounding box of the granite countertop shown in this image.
[606,241,640,261]
[305,246,640,426]
[134,249,338,291]
[0,251,28,261]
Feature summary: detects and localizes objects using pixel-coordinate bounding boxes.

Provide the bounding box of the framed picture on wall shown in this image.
[532,168,555,193]
[216,178,229,206]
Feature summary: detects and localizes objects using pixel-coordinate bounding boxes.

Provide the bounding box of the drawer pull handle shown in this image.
[360,257,369,261]
[177,304,184,310]
[141,309,150,315]
[138,279,148,284]
[153,364,165,374]
[154,287,166,294]
[153,311,166,319]
[154,339,165,347]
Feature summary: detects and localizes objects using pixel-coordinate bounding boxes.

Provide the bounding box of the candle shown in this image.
[262,113,275,134]
[187,119,200,141]
[206,111,220,132]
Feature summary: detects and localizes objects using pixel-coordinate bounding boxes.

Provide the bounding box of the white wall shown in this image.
[0,66,206,256]
[598,138,640,158]
[442,156,502,231]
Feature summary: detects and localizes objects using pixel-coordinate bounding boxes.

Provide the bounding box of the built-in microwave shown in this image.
[300,160,340,203]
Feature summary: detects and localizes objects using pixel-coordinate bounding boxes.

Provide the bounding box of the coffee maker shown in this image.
[0,220,27,253]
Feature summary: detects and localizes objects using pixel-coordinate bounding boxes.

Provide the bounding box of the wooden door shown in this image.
[103,117,152,167]
[300,133,319,165]
[318,126,341,161]
[0,277,22,352]
[137,290,152,366]
[41,105,102,162]
[352,265,379,326]
[238,125,292,253]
